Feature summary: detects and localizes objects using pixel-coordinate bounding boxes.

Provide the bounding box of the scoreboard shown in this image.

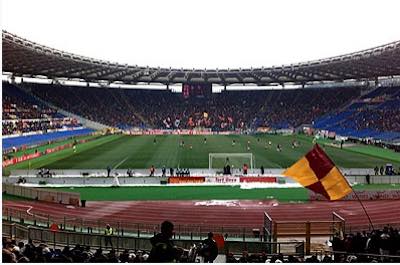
[182,83,212,99]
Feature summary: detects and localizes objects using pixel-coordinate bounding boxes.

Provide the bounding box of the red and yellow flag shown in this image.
[283,144,352,200]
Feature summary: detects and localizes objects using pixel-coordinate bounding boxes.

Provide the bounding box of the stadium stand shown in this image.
[25,83,146,129]
[3,30,400,264]
[2,237,153,263]
[26,83,360,130]
[3,225,400,262]
[314,86,400,141]
[2,82,83,136]
[2,82,95,152]
[2,82,60,120]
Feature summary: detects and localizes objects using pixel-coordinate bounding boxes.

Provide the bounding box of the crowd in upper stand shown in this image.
[349,88,400,132]
[315,86,400,139]
[2,119,80,136]
[26,83,145,130]
[25,83,361,131]
[5,82,399,138]
[2,83,81,135]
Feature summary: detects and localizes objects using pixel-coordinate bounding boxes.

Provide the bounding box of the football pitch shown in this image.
[5,133,400,171]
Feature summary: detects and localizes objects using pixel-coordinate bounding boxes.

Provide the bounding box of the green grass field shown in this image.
[5,134,399,172]
[50,184,400,201]
[7,134,97,158]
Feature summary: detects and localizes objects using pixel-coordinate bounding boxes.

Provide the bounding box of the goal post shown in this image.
[209,153,254,171]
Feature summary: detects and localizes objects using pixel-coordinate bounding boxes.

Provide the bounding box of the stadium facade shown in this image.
[3,30,400,86]
[2,30,400,263]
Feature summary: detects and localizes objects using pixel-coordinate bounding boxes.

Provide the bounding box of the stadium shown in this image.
[2,1,400,263]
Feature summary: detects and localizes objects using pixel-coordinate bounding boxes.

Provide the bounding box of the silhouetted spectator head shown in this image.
[161,220,174,238]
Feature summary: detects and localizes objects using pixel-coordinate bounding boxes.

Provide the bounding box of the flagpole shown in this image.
[352,189,375,231]
[285,144,376,232]
[319,143,375,231]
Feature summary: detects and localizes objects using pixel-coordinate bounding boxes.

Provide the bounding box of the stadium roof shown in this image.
[3,30,400,86]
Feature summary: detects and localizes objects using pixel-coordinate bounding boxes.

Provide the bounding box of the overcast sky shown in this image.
[2,0,400,69]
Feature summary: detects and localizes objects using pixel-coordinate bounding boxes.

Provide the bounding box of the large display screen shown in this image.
[182,83,212,99]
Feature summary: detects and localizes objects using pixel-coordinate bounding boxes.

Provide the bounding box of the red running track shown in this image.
[3,199,400,231]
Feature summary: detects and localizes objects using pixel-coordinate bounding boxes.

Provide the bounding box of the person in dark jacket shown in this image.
[148,220,182,262]
[200,232,219,263]
[366,174,371,185]
[106,166,111,178]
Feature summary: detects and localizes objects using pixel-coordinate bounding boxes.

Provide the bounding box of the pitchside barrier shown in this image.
[264,212,346,255]
[3,176,163,186]
[2,222,305,256]
[5,174,400,187]
[3,175,286,186]
[345,175,400,184]
[8,168,379,177]
[8,168,283,177]
[2,183,80,206]
[8,168,398,181]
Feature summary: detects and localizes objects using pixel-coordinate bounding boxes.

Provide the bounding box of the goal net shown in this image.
[209,153,254,171]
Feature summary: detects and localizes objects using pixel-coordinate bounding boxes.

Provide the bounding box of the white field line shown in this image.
[113,157,129,170]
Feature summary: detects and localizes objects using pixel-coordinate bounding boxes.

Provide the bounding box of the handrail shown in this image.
[332,212,345,222]
[2,222,304,255]
[2,206,264,241]
[264,212,273,223]
[274,220,343,224]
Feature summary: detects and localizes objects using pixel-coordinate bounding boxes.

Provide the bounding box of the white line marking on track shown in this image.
[3,203,48,219]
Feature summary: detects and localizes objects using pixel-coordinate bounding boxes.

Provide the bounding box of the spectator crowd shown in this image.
[2,237,153,263]
[330,226,400,262]
[26,83,361,131]
[4,82,399,139]
[2,82,81,135]
[315,86,400,138]
[3,223,400,263]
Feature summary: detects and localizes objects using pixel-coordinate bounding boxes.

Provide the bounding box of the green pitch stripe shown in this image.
[4,134,122,172]
[5,134,96,158]
[345,145,400,163]
[54,186,309,201]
